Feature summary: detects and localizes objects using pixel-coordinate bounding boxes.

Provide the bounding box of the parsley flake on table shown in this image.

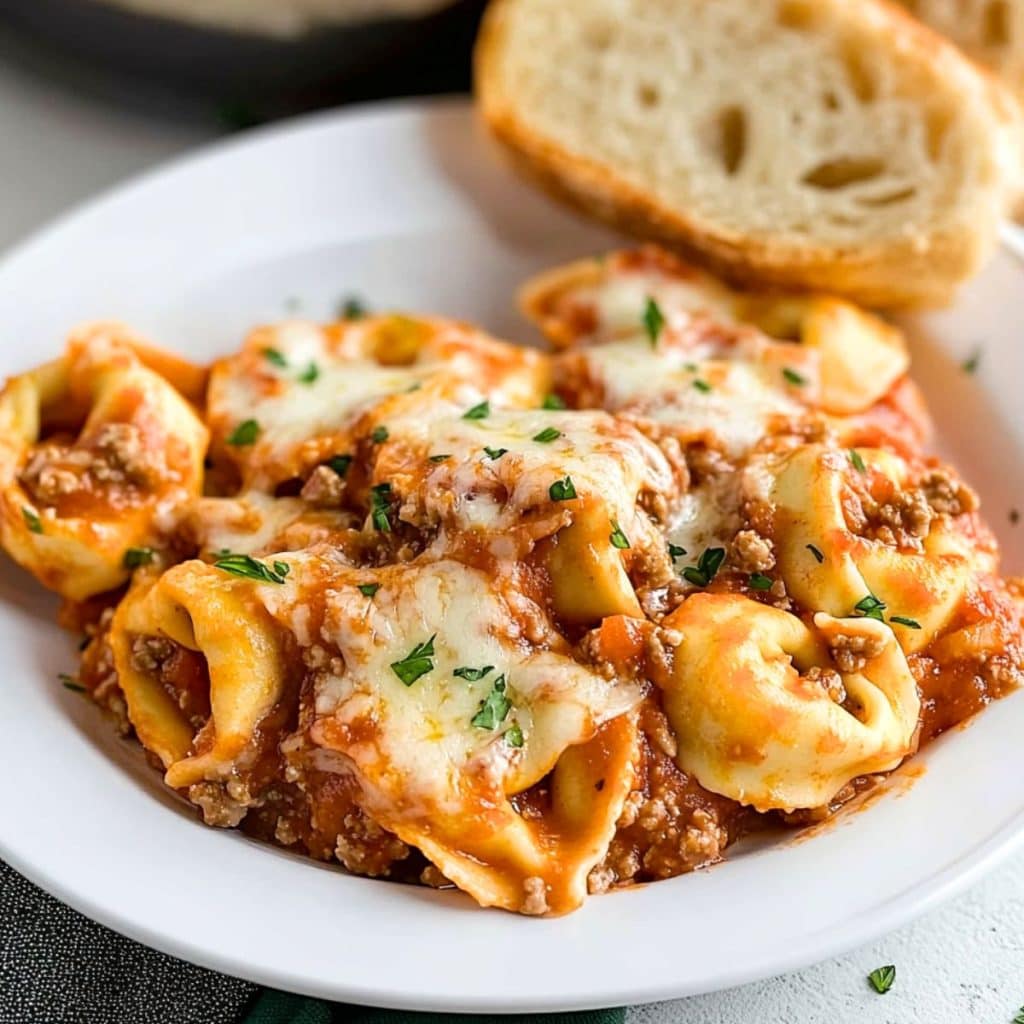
[390,635,436,687]
[643,296,665,346]
[213,553,290,585]
[867,964,895,994]
[549,476,577,501]
[682,547,726,587]
[227,419,260,446]
[471,674,512,730]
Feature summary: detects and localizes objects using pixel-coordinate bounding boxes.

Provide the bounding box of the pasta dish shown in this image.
[1,246,1020,915]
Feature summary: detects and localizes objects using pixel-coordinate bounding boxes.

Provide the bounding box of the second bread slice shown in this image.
[476,0,1023,307]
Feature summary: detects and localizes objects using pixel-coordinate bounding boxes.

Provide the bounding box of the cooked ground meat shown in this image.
[300,465,345,507]
[521,876,550,916]
[920,468,979,517]
[188,781,249,828]
[92,422,158,485]
[731,528,775,572]
[333,810,410,877]
[805,665,846,704]
[129,634,175,673]
[829,630,887,673]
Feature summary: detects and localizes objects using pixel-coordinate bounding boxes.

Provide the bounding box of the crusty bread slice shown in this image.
[894,0,1024,104]
[476,0,1024,307]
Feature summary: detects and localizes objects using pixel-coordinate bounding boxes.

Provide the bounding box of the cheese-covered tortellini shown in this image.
[657,593,921,812]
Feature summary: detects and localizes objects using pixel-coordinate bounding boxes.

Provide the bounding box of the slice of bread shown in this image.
[894,0,1024,104]
[476,0,1024,307]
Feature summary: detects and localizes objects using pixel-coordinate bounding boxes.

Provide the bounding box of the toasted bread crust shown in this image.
[476,0,1023,308]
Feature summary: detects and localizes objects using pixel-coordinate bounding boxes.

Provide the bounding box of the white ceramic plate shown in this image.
[1,97,1023,1014]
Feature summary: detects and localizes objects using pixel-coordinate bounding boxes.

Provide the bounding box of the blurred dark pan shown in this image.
[0,0,485,104]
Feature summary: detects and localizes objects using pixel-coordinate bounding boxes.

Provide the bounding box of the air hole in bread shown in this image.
[802,156,885,190]
[637,83,661,109]
[711,106,748,175]
[841,44,877,103]
[822,90,840,111]
[583,19,613,51]
[776,0,821,30]
[984,1,1010,46]
[856,187,917,207]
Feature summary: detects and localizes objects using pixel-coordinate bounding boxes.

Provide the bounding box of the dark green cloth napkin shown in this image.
[244,989,625,1024]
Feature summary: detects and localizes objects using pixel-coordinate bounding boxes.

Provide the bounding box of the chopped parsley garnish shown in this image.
[1013,1006,1024,1024]
[749,573,773,591]
[667,543,687,559]
[370,483,392,532]
[390,636,436,687]
[326,454,353,478]
[59,674,85,693]
[867,965,895,995]
[370,425,389,444]
[890,615,921,629]
[298,362,319,385]
[541,393,566,410]
[549,476,577,501]
[357,583,380,598]
[854,594,887,622]
[692,379,712,394]
[849,448,867,473]
[643,296,665,346]
[428,453,451,463]
[532,427,562,444]
[214,553,290,585]
[123,547,155,569]
[227,419,260,446]
[609,521,630,549]
[471,674,512,730]
[340,296,367,320]
[683,547,726,587]
[463,400,490,421]
[406,381,422,393]
[505,722,524,748]
[483,446,508,461]
[22,506,42,534]
[962,348,982,374]
[262,347,288,368]
[807,543,824,563]
[782,367,806,386]
[453,665,494,682]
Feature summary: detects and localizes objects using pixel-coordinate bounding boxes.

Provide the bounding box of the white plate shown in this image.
[0,97,1023,1014]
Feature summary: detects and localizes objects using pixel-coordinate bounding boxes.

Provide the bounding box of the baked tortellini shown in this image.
[0,323,207,600]
[4,246,1021,915]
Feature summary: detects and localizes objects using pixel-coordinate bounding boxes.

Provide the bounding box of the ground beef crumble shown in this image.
[828,629,887,674]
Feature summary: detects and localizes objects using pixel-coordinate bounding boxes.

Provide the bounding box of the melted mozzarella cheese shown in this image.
[378,405,677,540]
[262,557,641,820]
[578,270,738,343]
[571,340,803,456]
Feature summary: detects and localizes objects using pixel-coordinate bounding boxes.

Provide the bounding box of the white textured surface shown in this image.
[0,30,1022,1023]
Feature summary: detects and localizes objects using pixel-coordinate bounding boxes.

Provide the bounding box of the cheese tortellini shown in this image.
[658,594,921,812]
